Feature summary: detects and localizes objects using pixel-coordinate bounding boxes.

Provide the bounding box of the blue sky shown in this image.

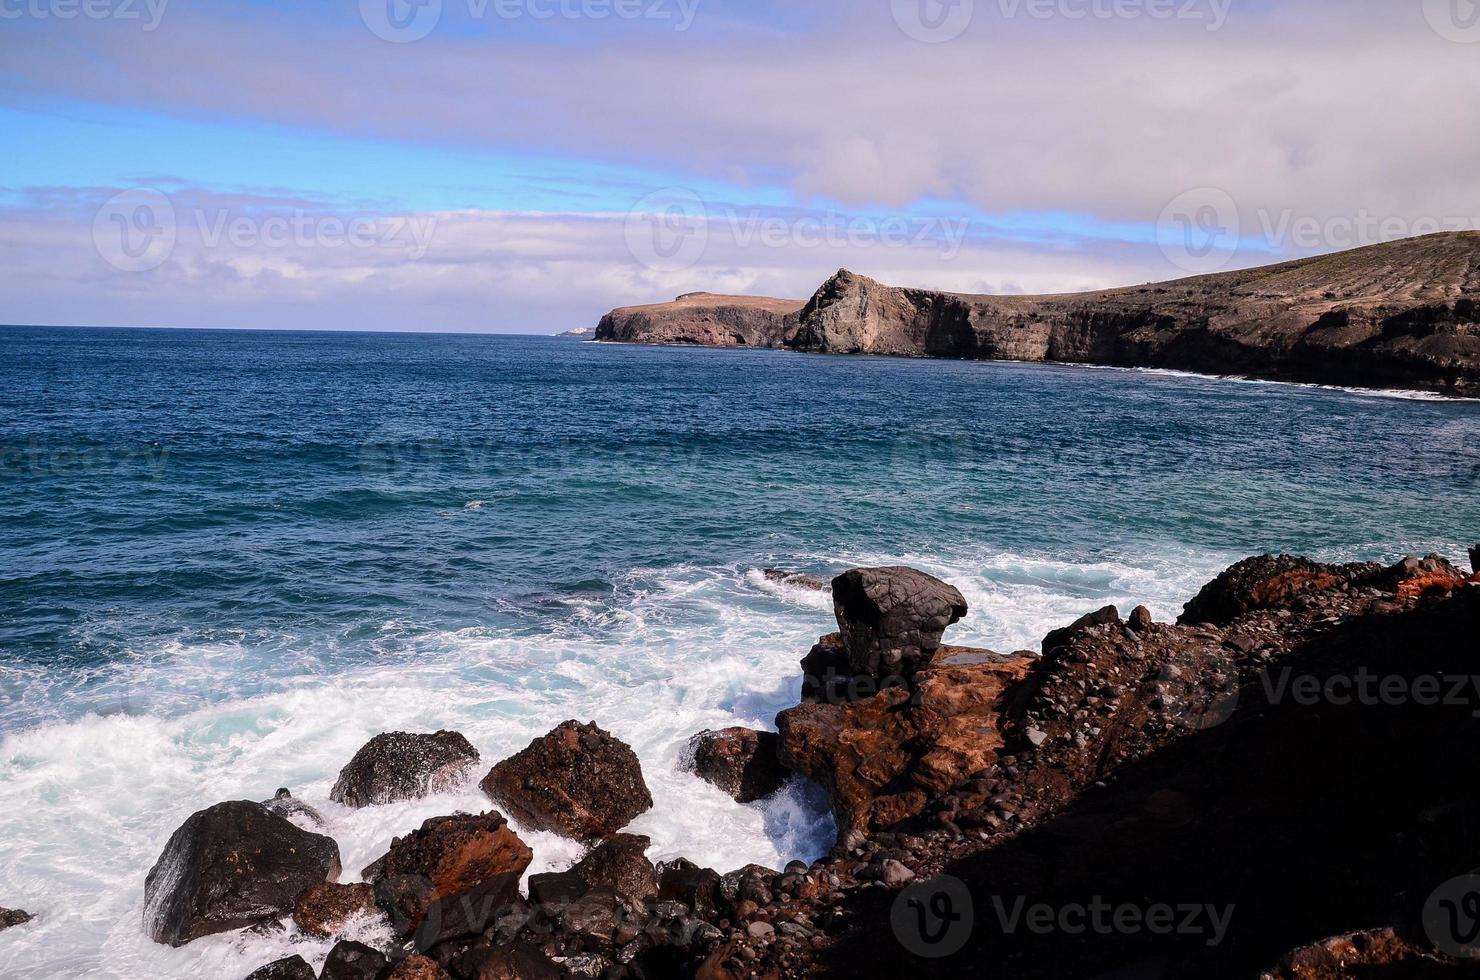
[1,0,1476,331]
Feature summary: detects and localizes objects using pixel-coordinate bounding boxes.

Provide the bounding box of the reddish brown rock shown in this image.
[1386,553,1472,599]
[1259,926,1468,978]
[831,566,968,679]
[480,721,652,841]
[1181,555,1354,624]
[777,647,1035,832]
[384,955,452,980]
[292,881,377,937]
[568,833,657,904]
[369,812,531,942]
[682,727,787,803]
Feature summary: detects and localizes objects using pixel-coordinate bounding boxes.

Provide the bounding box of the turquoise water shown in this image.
[1,326,1477,978]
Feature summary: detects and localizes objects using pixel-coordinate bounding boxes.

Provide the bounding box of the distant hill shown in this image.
[555,327,596,338]
[593,233,1480,396]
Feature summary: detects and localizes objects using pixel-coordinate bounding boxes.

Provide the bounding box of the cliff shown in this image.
[596,233,1480,395]
[594,291,805,348]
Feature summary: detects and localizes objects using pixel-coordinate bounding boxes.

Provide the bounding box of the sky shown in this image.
[1,0,1478,332]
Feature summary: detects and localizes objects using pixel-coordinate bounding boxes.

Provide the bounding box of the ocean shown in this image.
[1,326,1477,978]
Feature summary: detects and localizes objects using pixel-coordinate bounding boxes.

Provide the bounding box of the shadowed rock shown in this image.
[831,566,968,678]
[480,721,653,841]
[320,940,386,980]
[682,728,787,803]
[1042,605,1121,653]
[1470,544,1480,574]
[244,955,316,980]
[568,833,657,905]
[143,800,341,946]
[384,956,452,980]
[330,731,480,808]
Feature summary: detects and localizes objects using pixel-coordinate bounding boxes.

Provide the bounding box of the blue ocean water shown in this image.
[1,325,1477,978]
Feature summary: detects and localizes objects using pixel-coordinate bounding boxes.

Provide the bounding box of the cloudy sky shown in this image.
[2,0,1478,332]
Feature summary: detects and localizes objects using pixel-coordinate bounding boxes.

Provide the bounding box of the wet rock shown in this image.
[452,943,561,980]
[0,908,32,931]
[569,833,657,904]
[528,870,588,907]
[370,811,531,944]
[330,731,480,808]
[320,940,387,980]
[261,788,326,828]
[656,859,721,918]
[292,881,377,937]
[143,800,341,946]
[384,954,452,980]
[831,567,968,678]
[1128,605,1155,632]
[1042,605,1121,653]
[244,955,316,980]
[480,721,653,841]
[761,569,830,592]
[682,728,786,803]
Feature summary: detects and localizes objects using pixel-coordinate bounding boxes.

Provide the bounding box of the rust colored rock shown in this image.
[143,800,341,946]
[1385,553,1471,599]
[292,881,377,937]
[682,727,787,803]
[568,833,657,904]
[384,955,452,980]
[330,731,480,808]
[1181,555,1352,624]
[480,720,652,841]
[776,653,1035,832]
[831,566,968,679]
[370,811,531,941]
[1260,926,1463,978]
[1128,605,1155,631]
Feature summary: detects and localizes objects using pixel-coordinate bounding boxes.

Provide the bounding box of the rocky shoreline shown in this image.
[594,234,1480,397]
[98,545,1480,978]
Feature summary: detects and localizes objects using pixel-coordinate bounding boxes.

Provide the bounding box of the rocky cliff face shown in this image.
[596,233,1480,395]
[594,292,804,348]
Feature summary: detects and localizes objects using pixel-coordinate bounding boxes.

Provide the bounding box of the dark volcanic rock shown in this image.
[0,907,32,931]
[1471,544,1480,574]
[329,731,480,808]
[320,940,387,980]
[527,870,588,907]
[831,566,968,678]
[370,811,530,943]
[480,720,653,840]
[260,788,325,828]
[682,727,787,803]
[244,956,316,980]
[143,800,341,946]
[451,942,561,980]
[1042,604,1121,653]
[1181,555,1353,624]
[761,568,830,591]
[595,293,805,347]
[292,881,377,937]
[568,833,657,904]
[657,858,721,918]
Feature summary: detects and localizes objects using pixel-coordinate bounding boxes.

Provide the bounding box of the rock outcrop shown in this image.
[567,833,658,905]
[143,800,341,946]
[330,731,480,808]
[593,233,1480,396]
[0,907,32,931]
[480,721,653,841]
[595,293,805,347]
[682,728,787,803]
[830,566,968,679]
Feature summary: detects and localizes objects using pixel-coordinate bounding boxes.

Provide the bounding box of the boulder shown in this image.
[1379,553,1472,599]
[292,881,377,937]
[143,800,341,946]
[330,731,480,808]
[320,940,387,980]
[480,721,653,840]
[656,859,721,919]
[569,833,657,904]
[0,908,32,931]
[244,956,316,980]
[370,812,530,946]
[830,567,968,678]
[260,788,325,828]
[682,728,786,803]
[1042,605,1121,653]
[384,955,452,980]
[777,653,1035,832]
[1181,556,1353,624]
[451,943,561,980]
[1128,605,1155,632]
[527,870,588,907]
[761,568,830,592]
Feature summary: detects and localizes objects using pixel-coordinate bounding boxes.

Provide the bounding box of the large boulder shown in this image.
[480,721,653,841]
[831,567,968,679]
[0,907,32,931]
[568,833,657,905]
[330,731,480,808]
[682,728,786,803]
[777,649,1035,832]
[320,940,387,980]
[244,956,316,980]
[292,881,377,937]
[143,800,341,946]
[368,811,531,947]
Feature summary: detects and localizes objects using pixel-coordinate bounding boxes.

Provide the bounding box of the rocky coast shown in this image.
[115,545,1480,978]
